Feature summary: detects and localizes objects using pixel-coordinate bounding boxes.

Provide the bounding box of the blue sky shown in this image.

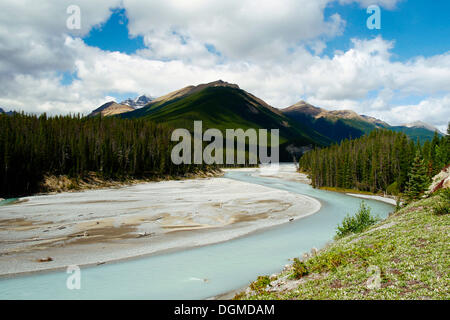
[82,1,450,61]
[83,8,145,54]
[323,0,450,60]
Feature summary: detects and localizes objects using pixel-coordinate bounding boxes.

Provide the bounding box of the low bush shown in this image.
[335,201,380,239]
[249,276,271,292]
[291,258,309,279]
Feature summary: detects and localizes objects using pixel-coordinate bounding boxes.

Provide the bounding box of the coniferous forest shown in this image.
[299,127,450,197]
[0,113,212,197]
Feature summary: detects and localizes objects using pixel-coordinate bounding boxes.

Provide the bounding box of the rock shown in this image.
[37,257,53,262]
[136,232,154,238]
[444,177,450,189]
[428,165,450,193]
[289,218,294,222]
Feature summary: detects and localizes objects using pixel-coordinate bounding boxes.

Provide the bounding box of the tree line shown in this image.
[299,126,450,199]
[0,113,213,197]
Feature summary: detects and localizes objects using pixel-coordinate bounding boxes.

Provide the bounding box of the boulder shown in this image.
[428,165,450,194]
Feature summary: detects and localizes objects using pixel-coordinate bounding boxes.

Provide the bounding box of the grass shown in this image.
[235,191,450,300]
[318,186,377,196]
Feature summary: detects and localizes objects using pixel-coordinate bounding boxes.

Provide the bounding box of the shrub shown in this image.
[291,258,309,279]
[335,201,380,239]
[249,276,271,292]
[432,189,450,215]
[433,201,449,215]
[386,181,399,195]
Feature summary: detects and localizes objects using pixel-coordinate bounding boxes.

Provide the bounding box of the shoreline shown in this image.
[345,193,397,205]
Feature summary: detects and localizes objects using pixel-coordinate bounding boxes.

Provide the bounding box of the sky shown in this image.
[0,0,449,131]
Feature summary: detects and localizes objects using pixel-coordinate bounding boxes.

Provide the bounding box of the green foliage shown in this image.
[335,201,380,239]
[386,181,400,195]
[299,129,449,195]
[432,201,449,215]
[432,188,450,215]
[0,113,212,197]
[249,276,271,293]
[305,244,380,274]
[291,258,309,279]
[405,151,430,202]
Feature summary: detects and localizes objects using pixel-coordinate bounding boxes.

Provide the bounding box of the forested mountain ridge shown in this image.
[282,100,442,143]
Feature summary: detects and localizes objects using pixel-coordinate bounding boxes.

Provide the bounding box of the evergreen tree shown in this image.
[405,151,430,202]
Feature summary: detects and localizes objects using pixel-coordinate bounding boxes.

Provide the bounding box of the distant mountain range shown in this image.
[86,80,444,159]
[281,100,443,143]
[120,95,153,108]
[0,107,16,116]
[87,95,153,117]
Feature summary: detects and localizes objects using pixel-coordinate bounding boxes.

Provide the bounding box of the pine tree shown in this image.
[405,151,429,202]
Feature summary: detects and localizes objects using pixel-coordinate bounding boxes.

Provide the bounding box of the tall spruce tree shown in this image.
[405,151,429,202]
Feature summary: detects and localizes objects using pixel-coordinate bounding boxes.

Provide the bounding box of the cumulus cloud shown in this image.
[122,0,349,65]
[0,0,448,132]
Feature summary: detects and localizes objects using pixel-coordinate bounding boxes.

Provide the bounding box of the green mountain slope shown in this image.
[121,81,332,160]
[389,126,442,143]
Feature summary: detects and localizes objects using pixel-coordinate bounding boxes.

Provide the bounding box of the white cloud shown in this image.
[0,0,448,132]
[123,0,345,63]
[338,0,402,10]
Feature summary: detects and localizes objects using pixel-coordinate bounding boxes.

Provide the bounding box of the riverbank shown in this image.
[1,169,224,200]
[0,172,321,277]
[234,191,449,300]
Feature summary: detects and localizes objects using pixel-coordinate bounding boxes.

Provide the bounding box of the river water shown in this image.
[0,166,393,299]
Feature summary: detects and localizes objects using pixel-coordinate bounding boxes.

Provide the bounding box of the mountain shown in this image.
[401,121,443,134]
[281,101,381,142]
[120,95,153,108]
[389,125,442,142]
[0,107,16,116]
[120,80,332,160]
[282,101,442,143]
[87,101,135,117]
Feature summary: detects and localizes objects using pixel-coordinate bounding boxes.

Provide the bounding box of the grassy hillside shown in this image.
[235,191,449,300]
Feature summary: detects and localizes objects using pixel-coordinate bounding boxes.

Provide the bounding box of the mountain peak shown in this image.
[88,101,135,117]
[402,120,442,133]
[121,95,153,108]
[193,80,240,92]
[283,101,323,117]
